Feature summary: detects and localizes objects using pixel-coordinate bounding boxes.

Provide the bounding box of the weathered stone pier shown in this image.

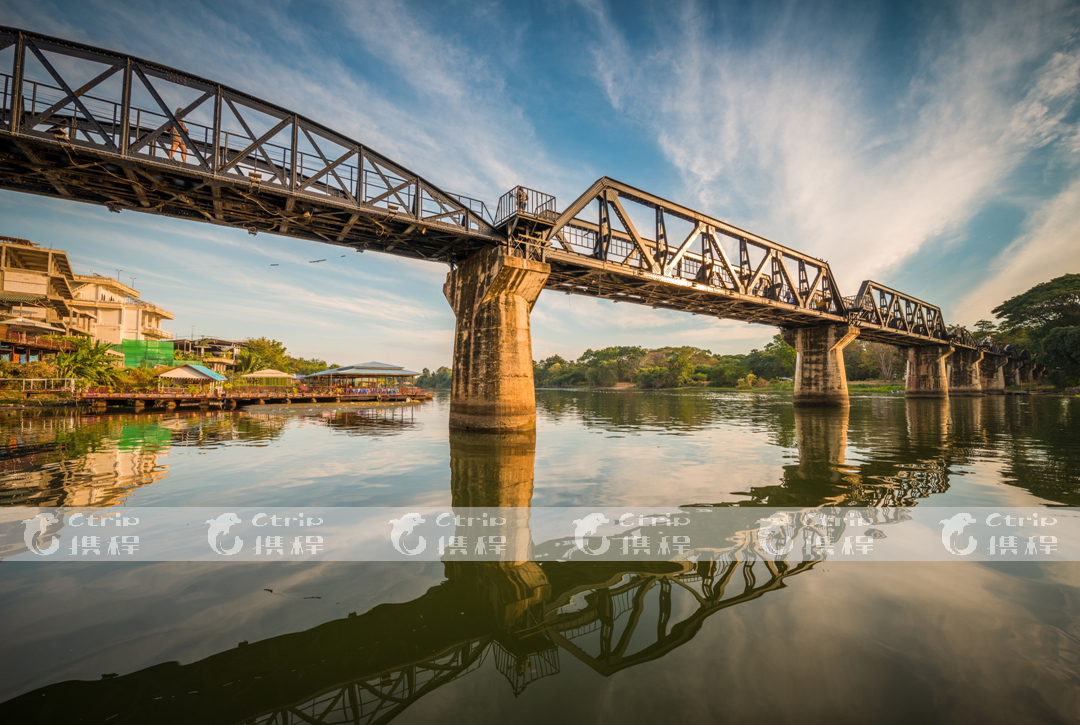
[444,248,550,432]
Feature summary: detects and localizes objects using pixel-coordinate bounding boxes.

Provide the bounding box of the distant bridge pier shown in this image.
[906,345,952,398]
[1002,359,1019,387]
[1017,361,1033,386]
[947,347,984,396]
[445,248,550,432]
[784,325,859,407]
[980,355,1007,394]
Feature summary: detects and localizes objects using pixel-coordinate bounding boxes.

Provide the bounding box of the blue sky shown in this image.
[1,0,1078,370]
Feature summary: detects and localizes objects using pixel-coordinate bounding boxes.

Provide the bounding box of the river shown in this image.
[0,390,1078,724]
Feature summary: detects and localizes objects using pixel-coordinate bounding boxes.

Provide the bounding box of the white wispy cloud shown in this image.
[954,174,1080,324]
[577,0,1080,305]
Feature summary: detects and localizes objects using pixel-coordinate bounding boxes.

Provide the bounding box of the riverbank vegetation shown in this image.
[976,273,1080,387]
[531,336,903,390]
[233,337,336,376]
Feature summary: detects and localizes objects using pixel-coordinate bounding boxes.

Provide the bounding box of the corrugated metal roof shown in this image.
[239,369,297,378]
[351,361,403,369]
[0,291,46,302]
[187,364,227,380]
[157,364,227,381]
[303,364,421,378]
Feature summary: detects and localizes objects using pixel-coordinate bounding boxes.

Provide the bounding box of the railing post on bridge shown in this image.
[905,345,952,398]
[783,325,859,407]
[444,247,550,432]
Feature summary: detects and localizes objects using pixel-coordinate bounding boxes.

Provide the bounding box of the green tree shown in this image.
[1042,327,1080,386]
[417,366,452,389]
[705,357,750,387]
[54,338,122,385]
[992,274,1080,332]
[663,347,697,387]
[634,366,667,388]
[746,335,796,379]
[238,337,289,372]
[867,342,902,380]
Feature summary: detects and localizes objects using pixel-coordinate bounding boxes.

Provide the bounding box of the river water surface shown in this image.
[1,390,1079,724]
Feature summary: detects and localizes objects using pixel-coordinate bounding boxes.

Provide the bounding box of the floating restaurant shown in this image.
[237,368,299,387]
[300,361,422,393]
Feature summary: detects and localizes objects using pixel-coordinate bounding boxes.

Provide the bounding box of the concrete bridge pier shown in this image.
[444,247,550,432]
[783,325,859,407]
[979,355,1007,394]
[1017,362,1033,386]
[906,345,952,398]
[947,347,984,396]
[1003,359,1018,387]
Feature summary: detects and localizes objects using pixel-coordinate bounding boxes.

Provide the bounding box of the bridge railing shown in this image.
[495,186,557,226]
[447,192,494,224]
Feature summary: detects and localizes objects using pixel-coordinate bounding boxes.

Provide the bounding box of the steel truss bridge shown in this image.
[0,27,1031,359]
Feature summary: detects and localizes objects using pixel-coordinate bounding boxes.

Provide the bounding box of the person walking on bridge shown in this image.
[166,108,189,163]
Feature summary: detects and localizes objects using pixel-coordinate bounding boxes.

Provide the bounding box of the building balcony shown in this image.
[142,327,174,340]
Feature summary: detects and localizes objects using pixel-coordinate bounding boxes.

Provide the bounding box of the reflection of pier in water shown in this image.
[697,397,993,508]
[2,429,818,724]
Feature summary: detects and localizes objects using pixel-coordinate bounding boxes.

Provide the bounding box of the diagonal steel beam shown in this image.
[130,66,209,168]
[25,64,120,129]
[219,112,292,176]
[26,41,118,151]
[609,194,658,272]
[663,222,704,275]
[221,95,286,182]
[298,124,357,200]
[128,90,211,155]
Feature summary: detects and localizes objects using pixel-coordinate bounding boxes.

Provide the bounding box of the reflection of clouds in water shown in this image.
[536,423,781,506]
[403,562,1080,725]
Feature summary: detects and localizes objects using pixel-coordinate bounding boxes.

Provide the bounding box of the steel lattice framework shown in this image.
[0,27,1031,357]
[0,27,498,263]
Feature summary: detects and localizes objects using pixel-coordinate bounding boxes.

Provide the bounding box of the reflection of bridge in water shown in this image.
[1,398,1011,724]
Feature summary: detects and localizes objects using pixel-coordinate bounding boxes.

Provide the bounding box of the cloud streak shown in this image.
[578,0,1080,309]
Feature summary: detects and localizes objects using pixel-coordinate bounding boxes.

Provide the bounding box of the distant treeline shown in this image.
[415,336,904,391]
[533,337,902,389]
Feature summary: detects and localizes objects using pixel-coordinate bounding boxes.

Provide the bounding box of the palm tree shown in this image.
[54,338,123,385]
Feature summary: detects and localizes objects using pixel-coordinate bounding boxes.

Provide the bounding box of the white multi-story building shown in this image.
[71,274,174,344]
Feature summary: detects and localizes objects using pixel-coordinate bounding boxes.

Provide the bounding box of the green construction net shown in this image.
[114,339,175,368]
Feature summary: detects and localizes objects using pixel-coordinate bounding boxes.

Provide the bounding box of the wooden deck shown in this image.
[79,387,434,408]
